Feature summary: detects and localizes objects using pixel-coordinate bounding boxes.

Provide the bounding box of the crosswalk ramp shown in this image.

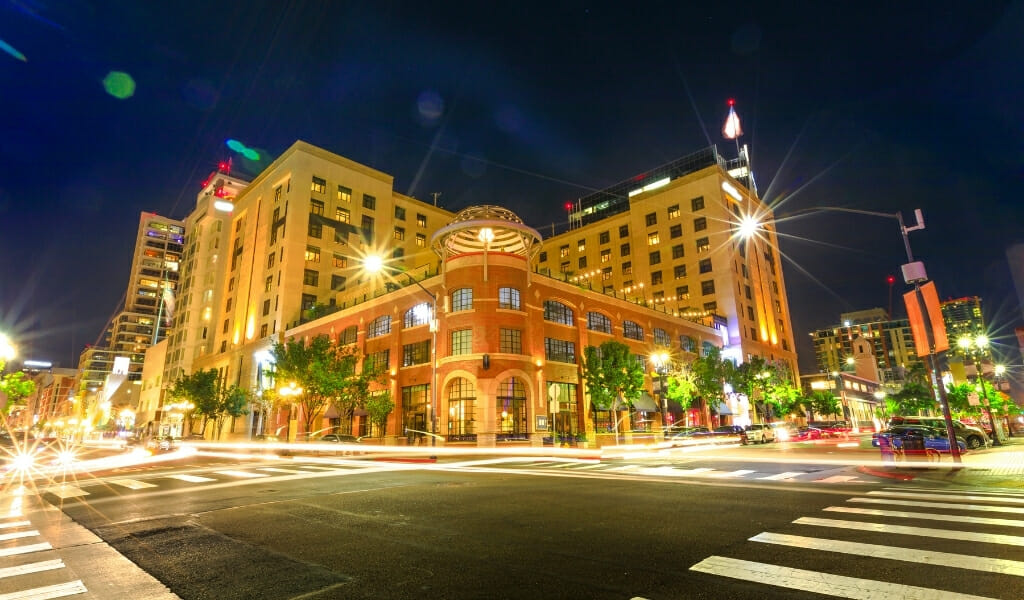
[0,501,86,599]
[689,486,1024,599]
[506,460,861,483]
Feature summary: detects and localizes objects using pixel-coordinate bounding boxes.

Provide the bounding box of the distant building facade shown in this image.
[810,308,922,385]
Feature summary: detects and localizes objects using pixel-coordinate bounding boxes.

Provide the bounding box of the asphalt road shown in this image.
[35,449,1024,600]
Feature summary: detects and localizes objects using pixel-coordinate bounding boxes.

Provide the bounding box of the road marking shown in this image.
[711,469,756,478]
[689,555,994,600]
[670,467,715,476]
[108,479,158,490]
[868,490,1024,505]
[883,487,1024,498]
[166,474,215,483]
[259,467,312,474]
[570,463,609,470]
[0,543,51,557]
[0,579,87,600]
[0,521,31,529]
[215,470,269,479]
[295,465,337,471]
[751,532,1024,576]
[849,497,1024,515]
[42,485,88,499]
[0,530,38,542]
[758,471,806,480]
[825,506,1024,528]
[795,517,1024,546]
[815,475,860,483]
[0,559,65,580]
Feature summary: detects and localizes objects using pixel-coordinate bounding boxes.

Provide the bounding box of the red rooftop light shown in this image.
[727,98,735,106]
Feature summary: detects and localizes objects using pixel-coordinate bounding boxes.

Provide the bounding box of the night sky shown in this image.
[2,1,1022,375]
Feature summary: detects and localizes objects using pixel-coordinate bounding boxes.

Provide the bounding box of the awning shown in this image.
[633,392,658,412]
[324,404,340,419]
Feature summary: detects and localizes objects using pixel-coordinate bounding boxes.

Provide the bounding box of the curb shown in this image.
[856,465,915,481]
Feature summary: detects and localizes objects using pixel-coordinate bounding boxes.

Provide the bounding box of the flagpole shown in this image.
[153,279,165,345]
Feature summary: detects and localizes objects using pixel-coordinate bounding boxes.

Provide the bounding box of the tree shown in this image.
[689,346,735,425]
[0,362,36,416]
[806,390,841,420]
[170,369,218,434]
[582,341,645,437]
[945,382,980,417]
[664,359,699,412]
[890,381,936,416]
[270,334,369,435]
[365,391,395,439]
[212,385,250,439]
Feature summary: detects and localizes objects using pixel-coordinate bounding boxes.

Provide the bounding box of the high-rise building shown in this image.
[539,145,798,376]
[810,308,922,384]
[941,296,988,361]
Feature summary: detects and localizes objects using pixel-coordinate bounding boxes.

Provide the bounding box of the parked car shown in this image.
[668,427,709,444]
[316,434,361,443]
[744,423,776,444]
[888,416,989,450]
[793,427,824,441]
[695,425,747,444]
[875,425,967,454]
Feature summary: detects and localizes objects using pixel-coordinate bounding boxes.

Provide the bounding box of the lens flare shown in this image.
[103,71,136,99]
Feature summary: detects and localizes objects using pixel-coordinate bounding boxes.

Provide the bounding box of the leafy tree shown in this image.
[582,341,645,437]
[890,381,936,415]
[271,334,369,435]
[213,385,250,439]
[806,390,841,420]
[365,391,395,439]
[664,359,699,411]
[945,382,980,417]
[689,346,735,425]
[170,369,218,434]
[0,363,36,416]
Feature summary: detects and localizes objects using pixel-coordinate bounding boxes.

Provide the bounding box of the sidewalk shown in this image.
[864,436,1024,489]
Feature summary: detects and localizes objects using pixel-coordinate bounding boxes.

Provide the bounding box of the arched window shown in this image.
[403,302,431,328]
[367,315,391,339]
[543,300,574,325]
[680,335,697,353]
[338,325,358,345]
[447,378,476,442]
[496,377,527,441]
[586,311,612,334]
[653,328,670,346]
[451,288,473,311]
[623,320,644,341]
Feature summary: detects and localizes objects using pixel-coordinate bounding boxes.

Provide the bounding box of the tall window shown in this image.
[361,215,374,240]
[451,288,473,311]
[691,196,705,211]
[620,243,630,257]
[447,378,476,440]
[653,328,670,346]
[672,244,684,259]
[395,206,406,220]
[450,329,472,355]
[543,300,574,325]
[308,220,322,238]
[403,303,431,328]
[699,258,712,273]
[337,185,351,202]
[402,384,429,443]
[587,311,611,333]
[623,320,644,341]
[339,325,358,345]
[694,217,707,232]
[498,287,521,310]
[310,199,324,215]
[499,328,522,353]
[416,213,427,227]
[619,224,629,238]
[301,293,316,311]
[303,269,319,286]
[364,349,388,374]
[670,224,682,239]
[394,226,405,241]
[336,208,350,223]
[332,254,347,268]
[311,176,326,193]
[362,194,376,210]
[649,250,661,265]
[645,212,657,226]
[622,261,632,275]
[668,205,680,219]
[674,265,687,279]
[305,246,320,263]
[402,340,431,366]
[600,249,611,263]
[680,335,696,353]
[647,232,660,246]
[599,231,610,244]
[496,377,527,440]
[651,271,663,285]
[696,237,710,253]
[676,285,690,299]
[701,280,716,295]
[367,315,391,338]
[548,382,579,439]
[544,338,576,363]
[577,239,586,252]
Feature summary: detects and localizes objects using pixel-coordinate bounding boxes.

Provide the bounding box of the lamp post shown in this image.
[363,255,438,446]
[994,364,1012,438]
[830,370,849,424]
[279,381,303,442]
[959,334,1001,446]
[650,350,671,435]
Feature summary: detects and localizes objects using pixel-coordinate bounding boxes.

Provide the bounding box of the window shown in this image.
[496,377,528,438]
[691,196,705,211]
[649,250,661,265]
[747,305,755,321]
[364,350,388,374]
[577,239,586,252]
[367,315,391,338]
[647,232,660,246]
[694,217,707,232]
[701,280,716,295]
[599,231,610,244]
[578,256,587,269]
[674,265,687,279]
[274,186,283,202]
[415,233,426,247]
[332,253,347,268]
[651,271,663,285]
[336,207,350,223]
[544,338,576,363]
[653,328,670,346]
[395,206,406,220]
[416,213,427,227]
[745,285,752,300]
[260,323,268,338]
[331,275,346,291]
[645,212,657,226]
[499,328,522,353]
[452,288,473,311]
[301,293,317,311]
[394,226,405,241]
[402,340,431,366]
[262,299,271,316]
[311,176,326,193]
[305,246,320,263]
[587,312,612,334]
[361,215,374,239]
[670,224,682,239]
[543,300,574,325]
[622,261,632,275]
[310,199,324,215]
[696,237,710,253]
[225,298,233,312]
[703,301,718,312]
[267,252,276,268]
[672,244,684,259]
[668,205,680,219]
[450,329,472,355]
[448,378,477,439]
[362,194,376,210]
[699,258,712,273]
[538,251,547,262]
[600,249,611,263]
[404,303,431,328]
[498,287,521,310]
[620,243,630,257]
[623,320,644,341]
[602,267,612,280]
[308,221,322,238]
[559,245,569,258]
[265,275,273,292]
[680,335,696,352]
[303,269,319,286]
[560,261,570,273]
[339,325,358,345]
[337,185,351,203]
[619,224,629,238]
[222,319,229,333]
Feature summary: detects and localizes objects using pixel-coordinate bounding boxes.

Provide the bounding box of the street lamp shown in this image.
[994,364,1013,438]
[363,255,438,446]
[960,334,1001,446]
[649,350,671,434]
[0,332,15,364]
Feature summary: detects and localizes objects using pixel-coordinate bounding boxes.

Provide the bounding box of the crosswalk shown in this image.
[690,486,1024,599]
[0,494,87,599]
[503,460,864,483]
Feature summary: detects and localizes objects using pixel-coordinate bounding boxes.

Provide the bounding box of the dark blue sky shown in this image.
[2,1,1022,374]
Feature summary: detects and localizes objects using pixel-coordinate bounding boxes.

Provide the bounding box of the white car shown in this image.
[744,423,776,444]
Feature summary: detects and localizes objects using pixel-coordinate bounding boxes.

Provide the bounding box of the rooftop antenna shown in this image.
[431,192,441,206]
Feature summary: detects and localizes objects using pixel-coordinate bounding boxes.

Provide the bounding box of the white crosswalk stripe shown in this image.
[214,470,269,479]
[690,487,1024,598]
[108,478,158,490]
[758,471,806,480]
[41,485,88,499]
[166,474,216,483]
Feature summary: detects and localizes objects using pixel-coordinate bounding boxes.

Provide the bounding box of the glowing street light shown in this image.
[0,332,16,363]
